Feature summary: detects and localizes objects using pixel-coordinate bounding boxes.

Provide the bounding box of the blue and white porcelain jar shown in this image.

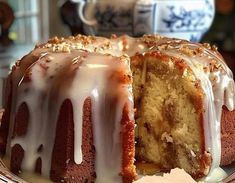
[72,0,215,42]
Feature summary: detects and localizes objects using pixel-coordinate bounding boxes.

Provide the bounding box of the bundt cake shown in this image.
[0,34,234,183]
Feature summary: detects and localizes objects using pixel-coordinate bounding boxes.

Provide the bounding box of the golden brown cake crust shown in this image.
[50,98,96,183]
[121,104,137,183]
[0,77,12,154]
[221,106,235,166]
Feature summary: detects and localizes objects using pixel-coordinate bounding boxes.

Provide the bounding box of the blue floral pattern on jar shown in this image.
[79,0,215,42]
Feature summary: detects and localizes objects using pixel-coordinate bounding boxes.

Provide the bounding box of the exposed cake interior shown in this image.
[131,53,209,178]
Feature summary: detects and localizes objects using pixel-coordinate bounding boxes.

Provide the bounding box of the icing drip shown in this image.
[68,54,133,183]
[8,47,133,183]
[11,51,81,176]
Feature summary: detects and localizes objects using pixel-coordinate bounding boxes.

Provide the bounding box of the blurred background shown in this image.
[0,0,234,73]
[203,0,235,74]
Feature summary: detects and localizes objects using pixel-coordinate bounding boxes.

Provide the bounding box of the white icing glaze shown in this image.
[7,46,134,183]
[68,54,133,183]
